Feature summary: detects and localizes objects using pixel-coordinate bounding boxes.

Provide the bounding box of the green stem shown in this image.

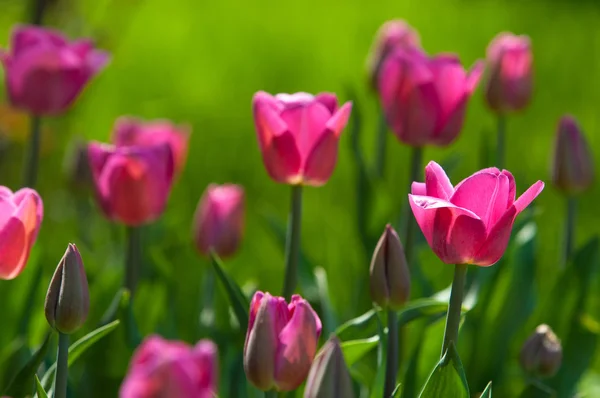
[403,146,423,262]
[441,263,468,358]
[282,185,303,300]
[125,226,142,297]
[374,110,388,178]
[496,114,506,170]
[31,0,48,24]
[53,332,69,398]
[384,310,399,398]
[21,116,41,188]
[265,390,278,398]
[562,196,577,269]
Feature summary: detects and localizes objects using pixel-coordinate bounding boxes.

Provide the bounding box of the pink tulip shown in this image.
[193,183,245,258]
[409,161,544,266]
[484,32,533,114]
[120,335,218,398]
[378,47,483,147]
[0,25,109,116]
[87,142,174,226]
[0,187,43,279]
[252,92,352,186]
[366,19,421,90]
[244,291,322,391]
[112,117,190,176]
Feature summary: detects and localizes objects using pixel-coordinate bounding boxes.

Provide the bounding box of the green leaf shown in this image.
[313,266,338,336]
[418,343,469,398]
[3,332,52,397]
[518,382,555,398]
[35,374,49,398]
[391,383,402,397]
[41,320,121,390]
[480,381,492,397]
[210,252,249,329]
[369,311,386,398]
[340,336,380,367]
[398,299,455,327]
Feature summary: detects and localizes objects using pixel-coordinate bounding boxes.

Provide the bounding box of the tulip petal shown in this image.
[302,130,339,186]
[514,180,545,213]
[244,297,278,391]
[425,161,454,199]
[472,205,517,266]
[13,188,43,250]
[411,182,426,195]
[0,216,26,280]
[450,171,500,221]
[487,173,510,227]
[466,60,484,93]
[502,170,517,206]
[431,208,487,264]
[279,101,330,158]
[314,93,338,114]
[289,295,322,337]
[325,102,352,137]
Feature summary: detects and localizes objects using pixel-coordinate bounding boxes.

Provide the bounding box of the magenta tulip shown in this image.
[0,25,109,116]
[112,116,190,176]
[120,335,218,398]
[484,32,533,114]
[244,291,322,391]
[378,47,483,147]
[409,161,544,266]
[87,142,174,226]
[252,92,352,186]
[366,20,421,90]
[193,183,245,258]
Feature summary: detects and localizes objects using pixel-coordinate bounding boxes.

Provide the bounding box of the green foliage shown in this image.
[419,343,469,398]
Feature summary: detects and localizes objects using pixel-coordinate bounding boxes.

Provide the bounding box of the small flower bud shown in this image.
[45,243,90,334]
[551,115,594,195]
[519,324,562,378]
[369,225,410,309]
[304,335,355,398]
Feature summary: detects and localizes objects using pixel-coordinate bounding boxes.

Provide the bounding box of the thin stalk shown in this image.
[441,263,468,358]
[403,146,423,263]
[53,332,69,398]
[374,110,388,178]
[562,196,577,269]
[31,0,48,25]
[21,116,42,188]
[125,226,143,297]
[496,114,506,170]
[282,185,303,299]
[384,310,399,398]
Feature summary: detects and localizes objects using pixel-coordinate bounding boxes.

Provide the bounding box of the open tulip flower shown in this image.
[409,161,544,266]
[252,91,352,186]
[0,187,43,280]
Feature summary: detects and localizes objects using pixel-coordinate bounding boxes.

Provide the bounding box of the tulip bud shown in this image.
[551,115,594,195]
[369,225,410,309]
[304,336,355,398]
[519,324,562,378]
[45,244,89,334]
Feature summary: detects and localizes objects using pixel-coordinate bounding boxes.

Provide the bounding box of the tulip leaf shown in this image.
[340,335,380,367]
[369,310,386,398]
[210,252,249,329]
[41,320,120,390]
[35,375,49,398]
[418,343,469,398]
[3,332,52,397]
[392,383,402,397]
[480,381,492,397]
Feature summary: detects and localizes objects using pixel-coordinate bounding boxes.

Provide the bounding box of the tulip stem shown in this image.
[562,196,577,269]
[441,263,468,358]
[282,185,303,300]
[264,391,277,398]
[384,310,399,398]
[125,226,142,297]
[53,332,69,398]
[374,110,388,178]
[496,114,506,169]
[21,116,41,188]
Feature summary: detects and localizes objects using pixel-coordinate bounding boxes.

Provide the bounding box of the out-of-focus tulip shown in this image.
[0,187,43,280]
[252,92,352,186]
[193,183,244,258]
[369,224,410,309]
[551,115,594,195]
[484,32,533,114]
[520,324,562,378]
[0,25,109,116]
[409,161,544,266]
[87,142,174,226]
[112,116,190,176]
[366,20,420,91]
[378,48,483,147]
[304,335,355,398]
[120,335,218,398]
[44,243,89,334]
[244,291,322,391]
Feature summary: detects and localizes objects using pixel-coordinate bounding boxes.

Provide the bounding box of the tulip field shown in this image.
[0,0,599,397]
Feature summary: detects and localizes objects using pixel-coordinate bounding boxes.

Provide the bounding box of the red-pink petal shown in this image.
[450,171,500,221]
[425,161,454,199]
[431,208,487,264]
[514,180,545,213]
[411,182,426,195]
[472,206,517,266]
[314,93,338,114]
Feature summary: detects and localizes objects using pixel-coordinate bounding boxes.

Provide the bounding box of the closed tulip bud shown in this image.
[551,115,594,195]
[304,336,355,398]
[244,292,322,391]
[45,244,89,334]
[0,25,109,116]
[484,32,533,114]
[366,20,420,91]
[193,183,245,258]
[520,324,562,378]
[369,225,410,309]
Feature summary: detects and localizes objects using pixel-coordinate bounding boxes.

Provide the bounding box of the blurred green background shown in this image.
[0,0,599,396]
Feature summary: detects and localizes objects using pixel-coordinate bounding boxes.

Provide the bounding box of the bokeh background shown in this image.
[0,0,599,396]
